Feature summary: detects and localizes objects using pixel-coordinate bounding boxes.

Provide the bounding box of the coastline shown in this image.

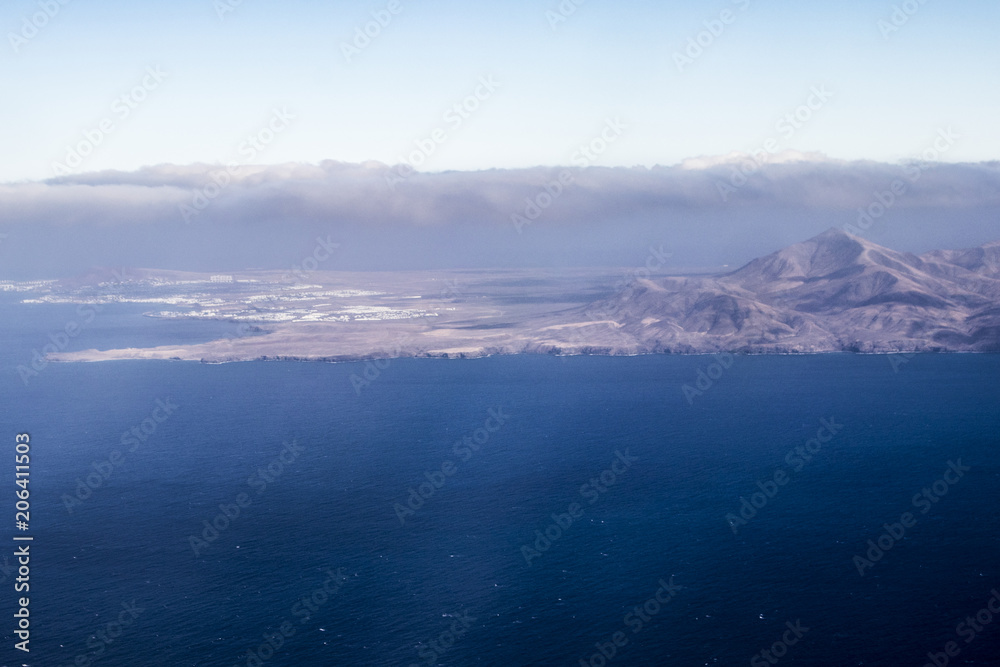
[45,342,972,365]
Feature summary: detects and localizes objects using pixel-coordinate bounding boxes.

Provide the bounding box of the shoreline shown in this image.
[45,346,987,366]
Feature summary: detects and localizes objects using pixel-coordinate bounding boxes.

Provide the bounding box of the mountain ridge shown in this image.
[40,230,1000,363]
[587,228,1000,353]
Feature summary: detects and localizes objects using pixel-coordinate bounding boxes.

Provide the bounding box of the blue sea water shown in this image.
[1,296,999,665]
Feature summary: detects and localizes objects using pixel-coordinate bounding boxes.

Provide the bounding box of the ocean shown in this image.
[1,296,999,665]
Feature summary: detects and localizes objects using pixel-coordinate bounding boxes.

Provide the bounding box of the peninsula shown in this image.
[24,229,1000,363]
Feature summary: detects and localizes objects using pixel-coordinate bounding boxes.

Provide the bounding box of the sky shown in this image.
[3,0,998,179]
[1,0,998,276]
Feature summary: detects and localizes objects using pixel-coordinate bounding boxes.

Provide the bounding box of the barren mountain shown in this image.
[590,228,1000,353]
[38,229,1000,363]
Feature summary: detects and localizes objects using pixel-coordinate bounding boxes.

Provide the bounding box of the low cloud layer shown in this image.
[1,157,999,278]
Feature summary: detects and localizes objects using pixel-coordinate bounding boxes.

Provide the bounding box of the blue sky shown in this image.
[2,0,998,182]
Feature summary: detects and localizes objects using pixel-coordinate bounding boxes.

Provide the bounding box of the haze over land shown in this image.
[20,229,998,364]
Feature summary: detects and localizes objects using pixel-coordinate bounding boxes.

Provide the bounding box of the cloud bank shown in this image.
[1,156,998,278]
